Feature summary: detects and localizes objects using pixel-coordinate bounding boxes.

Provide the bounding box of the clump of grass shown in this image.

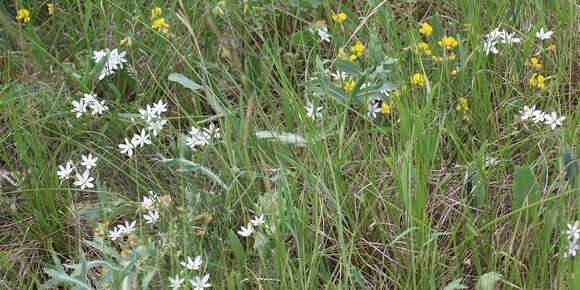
[0,1,578,289]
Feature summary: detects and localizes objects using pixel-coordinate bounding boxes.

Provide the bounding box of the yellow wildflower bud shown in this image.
[16,8,31,23]
[350,42,365,57]
[348,54,358,62]
[120,37,133,48]
[332,12,347,24]
[152,17,169,34]
[47,4,54,16]
[417,42,432,56]
[547,44,556,53]
[149,6,162,20]
[342,80,355,92]
[410,73,426,87]
[456,97,469,113]
[438,36,458,50]
[449,52,457,61]
[381,102,392,114]
[419,22,432,36]
[529,57,542,69]
[213,2,225,16]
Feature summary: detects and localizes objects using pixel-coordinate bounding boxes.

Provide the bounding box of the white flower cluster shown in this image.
[118,100,168,157]
[92,48,127,81]
[168,255,211,289]
[305,101,323,120]
[325,69,349,81]
[139,191,172,225]
[71,93,108,118]
[317,27,331,43]
[56,153,99,190]
[367,98,382,119]
[519,105,566,130]
[108,220,137,241]
[483,28,521,55]
[237,214,265,237]
[564,221,580,258]
[185,123,221,151]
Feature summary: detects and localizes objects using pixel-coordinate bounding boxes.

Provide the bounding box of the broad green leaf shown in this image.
[168,73,225,114]
[476,272,501,290]
[255,130,308,147]
[513,166,539,210]
[334,60,363,77]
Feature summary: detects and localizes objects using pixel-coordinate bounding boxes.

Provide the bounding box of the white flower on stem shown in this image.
[169,275,184,290]
[152,99,167,115]
[237,223,254,237]
[118,138,134,157]
[148,119,167,136]
[250,214,265,226]
[89,99,108,115]
[57,160,75,181]
[531,110,545,123]
[543,111,565,130]
[108,226,123,241]
[519,105,535,122]
[119,220,136,235]
[535,27,553,40]
[71,99,88,118]
[501,32,520,44]
[566,221,580,241]
[483,39,498,55]
[83,93,98,104]
[186,127,210,150]
[367,101,381,119]
[141,195,156,210]
[73,169,94,190]
[93,48,127,81]
[139,105,157,122]
[564,240,578,258]
[317,27,331,43]
[305,102,323,120]
[144,210,159,224]
[131,129,152,148]
[80,153,98,170]
[181,255,203,270]
[327,70,349,81]
[190,274,211,290]
[203,123,221,139]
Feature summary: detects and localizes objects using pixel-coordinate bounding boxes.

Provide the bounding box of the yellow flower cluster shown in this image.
[528,73,545,89]
[150,7,169,34]
[332,12,347,24]
[381,102,392,114]
[419,23,432,37]
[528,57,542,69]
[417,42,432,56]
[16,8,31,23]
[410,73,426,87]
[456,97,469,113]
[438,36,458,50]
[47,4,54,16]
[342,80,355,92]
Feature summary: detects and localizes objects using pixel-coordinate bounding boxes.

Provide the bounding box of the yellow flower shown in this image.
[410,73,426,87]
[381,102,392,114]
[16,8,31,23]
[529,57,542,69]
[391,90,400,99]
[150,6,162,19]
[47,4,54,16]
[547,44,556,53]
[332,12,347,24]
[449,52,457,61]
[529,73,546,89]
[342,80,355,92]
[456,97,469,113]
[152,17,169,34]
[348,54,358,62]
[451,68,458,76]
[431,55,444,62]
[438,36,458,50]
[417,42,432,56]
[350,42,365,57]
[120,36,133,48]
[419,22,432,36]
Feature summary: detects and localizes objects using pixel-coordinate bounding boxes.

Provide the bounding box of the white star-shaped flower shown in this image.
[535,27,553,40]
[250,214,265,226]
[190,274,211,290]
[181,255,203,270]
[305,102,323,120]
[118,138,134,157]
[237,223,254,237]
[544,111,565,130]
[131,129,152,148]
[144,210,159,224]
[71,99,88,118]
[169,275,184,290]
[519,105,535,122]
[73,169,94,189]
[80,153,98,170]
[57,160,75,181]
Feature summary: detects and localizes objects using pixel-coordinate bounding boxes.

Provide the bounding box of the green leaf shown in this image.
[290,31,317,47]
[334,60,363,77]
[168,73,225,114]
[512,166,539,210]
[255,130,308,147]
[475,272,501,290]
[351,268,369,290]
[443,278,468,290]
[160,157,228,190]
[227,231,247,266]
